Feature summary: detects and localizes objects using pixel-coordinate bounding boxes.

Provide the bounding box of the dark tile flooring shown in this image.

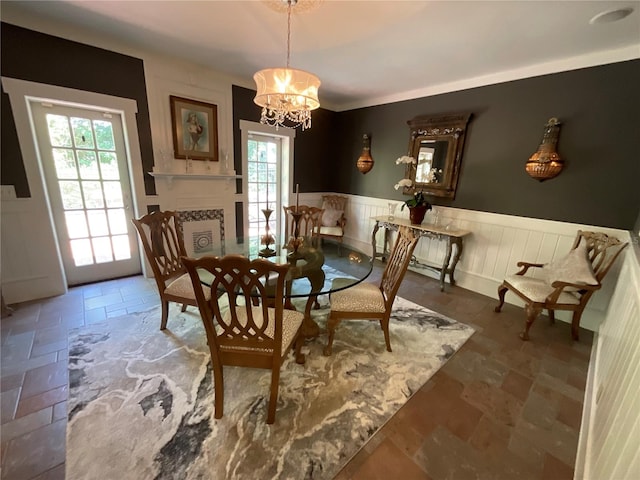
[0,264,591,479]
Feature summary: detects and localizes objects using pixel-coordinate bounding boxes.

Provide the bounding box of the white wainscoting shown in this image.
[303,193,630,332]
[575,245,640,480]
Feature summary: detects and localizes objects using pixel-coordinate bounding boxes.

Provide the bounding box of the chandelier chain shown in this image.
[286,1,292,68]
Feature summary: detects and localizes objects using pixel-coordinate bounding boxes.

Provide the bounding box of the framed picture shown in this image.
[169,95,218,161]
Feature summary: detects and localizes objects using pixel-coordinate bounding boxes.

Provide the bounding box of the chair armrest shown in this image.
[515,261,544,275]
[545,281,601,303]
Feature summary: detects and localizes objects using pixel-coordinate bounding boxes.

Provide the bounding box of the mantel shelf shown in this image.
[148,171,241,187]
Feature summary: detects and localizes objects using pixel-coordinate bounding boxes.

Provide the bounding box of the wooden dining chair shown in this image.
[182,254,305,424]
[323,226,419,356]
[495,230,628,341]
[132,210,210,330]
[283,205,323,248]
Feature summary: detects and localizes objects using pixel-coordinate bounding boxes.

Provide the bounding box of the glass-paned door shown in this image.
[30,102,141,285]
[246,134,280,256]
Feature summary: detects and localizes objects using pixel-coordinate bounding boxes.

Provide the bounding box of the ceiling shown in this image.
[3,0,640,111]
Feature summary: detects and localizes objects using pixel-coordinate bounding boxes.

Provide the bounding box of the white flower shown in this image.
[395,155,416,165]
[425,167,443,184]
[394,178,413,190]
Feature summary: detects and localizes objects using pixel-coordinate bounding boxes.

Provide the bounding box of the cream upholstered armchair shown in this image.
[317,195,347,246]
[495,230,627,341]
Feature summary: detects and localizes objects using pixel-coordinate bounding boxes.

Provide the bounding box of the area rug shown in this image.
[66,295,474,480]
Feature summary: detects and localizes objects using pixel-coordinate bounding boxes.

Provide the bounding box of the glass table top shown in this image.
[198,237,373,299]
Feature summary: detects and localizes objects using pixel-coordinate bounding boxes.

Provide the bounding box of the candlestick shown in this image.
[258,208,276,258]
[266,181,269,208]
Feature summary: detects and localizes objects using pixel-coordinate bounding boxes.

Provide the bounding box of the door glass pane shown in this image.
[82,181,104,208]
[65,211,88,239]
[46,114,72,147]
[59,181,83,209]
[52,148,78,179]
[99,152,120,180]
[70,239,93,266]
[112,235,131,260]
[92,237,113,263]
[103,181,123,208]
[107,209,127,235]
[77,151,99,179]
[70,117,95,149]
[87,210,109,236]
[93,120,115,150]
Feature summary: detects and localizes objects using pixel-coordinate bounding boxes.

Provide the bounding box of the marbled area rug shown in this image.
[66,296,474,480]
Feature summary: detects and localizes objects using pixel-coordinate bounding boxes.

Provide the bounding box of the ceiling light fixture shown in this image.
[589,7,634,24]
[254,0,321,131]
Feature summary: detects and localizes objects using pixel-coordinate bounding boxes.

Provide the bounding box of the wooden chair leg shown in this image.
[160,300,170,330]
[571,311,583,341]
[380,316,392,352]
[548,310,556,325]
[293,334,305,364]
[520,304,542,341]
[266,367,280,424]
[181,304,188,312]
[495,283,508,312]
[324,314,341,356]
[212,364,224,419]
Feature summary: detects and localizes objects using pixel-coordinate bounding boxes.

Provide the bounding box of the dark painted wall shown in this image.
[0,22,156,196]
[232,85,338,193]
[329,61,640,230]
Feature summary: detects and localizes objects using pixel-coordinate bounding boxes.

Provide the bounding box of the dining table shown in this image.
[196,236,373,353]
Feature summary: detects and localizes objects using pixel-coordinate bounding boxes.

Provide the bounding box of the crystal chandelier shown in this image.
[253,0,321,130]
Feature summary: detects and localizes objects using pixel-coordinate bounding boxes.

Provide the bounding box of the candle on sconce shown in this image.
[295,184,300,211]
[266,181,269,208]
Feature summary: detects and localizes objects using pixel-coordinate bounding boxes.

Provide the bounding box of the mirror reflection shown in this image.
[403,112,472,199]
[415,140,449,184]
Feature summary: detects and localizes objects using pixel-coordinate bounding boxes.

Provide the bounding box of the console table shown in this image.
[371,216,471,291]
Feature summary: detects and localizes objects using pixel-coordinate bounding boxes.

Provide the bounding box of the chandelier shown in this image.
[253,0,321,130]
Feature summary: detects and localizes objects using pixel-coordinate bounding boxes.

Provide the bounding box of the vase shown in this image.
[409,205,428,225]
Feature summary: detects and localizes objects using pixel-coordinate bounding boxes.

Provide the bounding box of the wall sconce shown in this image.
[525,117,564,182]
[356,134,374,174]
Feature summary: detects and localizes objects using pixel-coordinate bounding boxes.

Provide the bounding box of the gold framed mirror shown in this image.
[402,112,472,199]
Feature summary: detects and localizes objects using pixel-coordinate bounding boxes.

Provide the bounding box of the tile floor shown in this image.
[0,264,592,479]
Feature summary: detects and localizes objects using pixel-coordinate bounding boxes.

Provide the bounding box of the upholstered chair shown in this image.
[495,230,628,341]
[317,195,348,246]
[182,254,304,424]
[132,210,210,330]
[323,226,419,356]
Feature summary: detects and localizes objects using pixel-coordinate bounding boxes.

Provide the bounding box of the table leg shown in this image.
[449,237,463,286]
[371,220,380,259]
[440,236,454,292]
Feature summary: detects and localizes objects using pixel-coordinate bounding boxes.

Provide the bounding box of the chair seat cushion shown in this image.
[165,273,211,301]
[318,226,343,237]
[330,280,386,313]
[540,243,598,291]
[505,275,581,305]
[222,307,303,355]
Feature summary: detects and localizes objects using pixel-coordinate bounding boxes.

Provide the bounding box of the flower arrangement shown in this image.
[394,156,432,212]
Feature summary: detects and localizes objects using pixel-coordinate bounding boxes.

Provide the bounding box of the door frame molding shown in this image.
[2,77,145,299]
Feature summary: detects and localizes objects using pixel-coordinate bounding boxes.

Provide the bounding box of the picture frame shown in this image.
[169,95,218,161]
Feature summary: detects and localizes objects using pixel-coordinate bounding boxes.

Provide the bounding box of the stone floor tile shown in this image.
[21,361,68,399]
[31,340,68,359]
[0,373,24,393]
[1,408,52,442]
[1,388,21,423]
[461,380,523,427]
[1,352,58,378]
[444,397,483,441]
[32,463,65,480]
[2,420,65,480]
[16,386,68,419]
[501,369,533,402]
[352,438,430,480]
[521,391,559,429]
[52,402,67,422]
[542,452,574,480]
[514,418,579,467]
[556,394,584,430]
[83,292,123,310]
